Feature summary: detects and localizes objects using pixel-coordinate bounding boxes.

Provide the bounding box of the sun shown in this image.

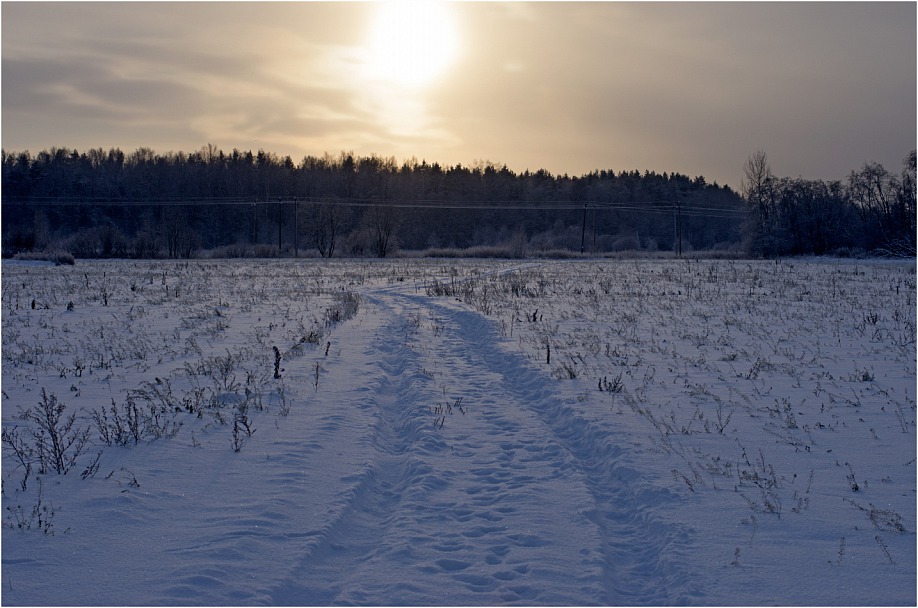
[363,1,459,89]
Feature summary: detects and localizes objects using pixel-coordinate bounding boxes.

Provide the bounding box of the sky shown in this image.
[2,1,915,189]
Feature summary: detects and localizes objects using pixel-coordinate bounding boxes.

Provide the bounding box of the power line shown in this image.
[3,195,747,217]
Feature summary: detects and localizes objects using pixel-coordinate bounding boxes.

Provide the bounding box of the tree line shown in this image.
[742,150,916,257]
[1,145,912,259]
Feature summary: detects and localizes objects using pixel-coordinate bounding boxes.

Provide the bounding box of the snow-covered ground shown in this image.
[1,257,915,606]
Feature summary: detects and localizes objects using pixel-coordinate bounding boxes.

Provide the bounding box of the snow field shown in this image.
[432,258,916,605]
[1,257,915,605]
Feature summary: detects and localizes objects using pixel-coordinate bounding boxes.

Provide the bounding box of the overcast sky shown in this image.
[2,1,915,188]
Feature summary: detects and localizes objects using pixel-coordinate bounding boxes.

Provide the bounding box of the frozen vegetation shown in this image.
[1,257,915,605]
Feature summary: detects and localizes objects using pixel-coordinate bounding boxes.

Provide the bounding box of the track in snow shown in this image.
[271,295,447,604]
[268,283,699,605]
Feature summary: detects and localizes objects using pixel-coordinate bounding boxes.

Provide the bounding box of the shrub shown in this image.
[91,398,143,446]
[14,389,91,475]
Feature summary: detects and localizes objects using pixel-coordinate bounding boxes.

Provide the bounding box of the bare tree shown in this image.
[161,207,198,258]
[367,204,398,258]
[848,154,916,254]
[308,201,345,258]
[741,150,772,201]
[741,150,777,256]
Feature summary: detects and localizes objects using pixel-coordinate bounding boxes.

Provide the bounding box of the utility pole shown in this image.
[277,197,282,252]
[673,200,683,257]
[580,204,587,254]
[293,197,298,257]
[592,206,597,252]
[678,200,683,256]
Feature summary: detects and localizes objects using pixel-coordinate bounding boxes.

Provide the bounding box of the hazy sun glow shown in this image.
[363,2,459,89]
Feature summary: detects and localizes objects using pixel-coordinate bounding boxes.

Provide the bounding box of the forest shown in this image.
[1,145,914,259]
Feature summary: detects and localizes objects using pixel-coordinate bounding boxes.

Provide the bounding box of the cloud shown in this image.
[429,2,915,182]
[1,2,913,186]
[1,1,465,162]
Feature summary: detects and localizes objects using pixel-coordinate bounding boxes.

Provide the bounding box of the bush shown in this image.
[65,225,128,258]
[11,250,75,265]
[422,245,522,259]
[610,234,640,252]
[8,389,91,475]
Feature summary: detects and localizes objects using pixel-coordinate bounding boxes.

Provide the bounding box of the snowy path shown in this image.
[268,283,699,605]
